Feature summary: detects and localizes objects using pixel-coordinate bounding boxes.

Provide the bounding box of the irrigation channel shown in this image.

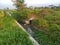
[7,12,40,45]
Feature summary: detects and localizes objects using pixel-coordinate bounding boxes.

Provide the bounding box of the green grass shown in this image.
[31,27,60,45]
[0,11,33,45]
[8,8,60,45]
[30,9,60,45]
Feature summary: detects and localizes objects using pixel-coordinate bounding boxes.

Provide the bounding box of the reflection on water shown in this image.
[0,0,16,9]
[28,27,33,36]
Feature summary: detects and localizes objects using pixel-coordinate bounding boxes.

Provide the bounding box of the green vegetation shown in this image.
[12,9,28,23]
[31,8,60,45]
[0,0,60,45]
[10,2,60,44]
[0,11,33,45]
[15,0,25,10]
[10,7,60,45]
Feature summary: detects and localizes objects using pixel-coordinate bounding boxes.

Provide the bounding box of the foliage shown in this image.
[0,11,33,45]
[8,5,60,45]
[33,8,40,15]
[15,0,24,10]
[30,8,60,45]
[12,10,28,23]
[32,18,49,31]
[18,0,24,3]
[31,26,60,45]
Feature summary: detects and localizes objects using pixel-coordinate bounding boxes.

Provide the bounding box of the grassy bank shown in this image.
[0,11,33,45]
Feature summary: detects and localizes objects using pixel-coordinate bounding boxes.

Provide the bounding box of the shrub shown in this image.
[12,10,28,23]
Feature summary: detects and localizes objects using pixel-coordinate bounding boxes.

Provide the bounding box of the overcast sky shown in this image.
[0,0,60,9]
[0,0,16,9]
[25,0,60,7]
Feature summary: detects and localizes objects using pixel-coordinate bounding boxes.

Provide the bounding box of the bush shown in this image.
[12,10,28,23]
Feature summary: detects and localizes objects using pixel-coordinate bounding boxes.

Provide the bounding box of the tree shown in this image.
[15,0,25,10]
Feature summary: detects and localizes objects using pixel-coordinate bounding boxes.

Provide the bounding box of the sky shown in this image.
[25,0,60,7]
[0,0,16,9]
[0,0,60,9]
